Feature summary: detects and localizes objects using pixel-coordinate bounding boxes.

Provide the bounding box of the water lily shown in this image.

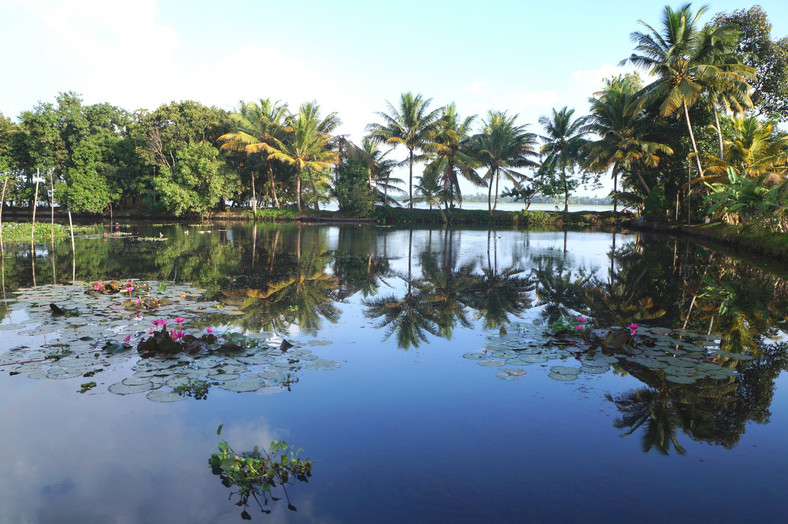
[170,329,185,340]
[577,317,586,323]
[576,325,584,331]
[174,317,185,324]
[93,285,101,291]
[123,335,131,342]
[206,327,213,334]
[629,323,639,336]
[152,319,167,326]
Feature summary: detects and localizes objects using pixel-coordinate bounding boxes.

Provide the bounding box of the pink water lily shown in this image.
[206,327,213,334]
[577,317,586,323]
[93,285,101,291]
[170,329,185,340]
[174,317,185,323]
[629,323,639,336]
[576,325,584,331]
[123,335,131,342]
[152,319,167,326]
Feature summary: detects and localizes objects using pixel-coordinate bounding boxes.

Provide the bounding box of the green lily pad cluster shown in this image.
[464,324,751,383]
[0,283,340,401]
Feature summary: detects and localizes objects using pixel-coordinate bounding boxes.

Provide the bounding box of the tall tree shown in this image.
[472,111,539,215]
[218,99,289,210]
[366,92,441,210]
[623,4,753,179]
[711,6,788,121]
[423,103,482,210]
[266,101,340,212]
[538,107,589,212]
[585,76,673,209]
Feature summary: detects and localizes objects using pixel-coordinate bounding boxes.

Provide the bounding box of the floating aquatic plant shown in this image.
[210,425,312,518]
[3,283,340,401]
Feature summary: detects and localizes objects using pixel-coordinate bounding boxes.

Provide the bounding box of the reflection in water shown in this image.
[2,224,788,453]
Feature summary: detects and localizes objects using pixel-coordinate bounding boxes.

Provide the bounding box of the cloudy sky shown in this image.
[2,0,787,193]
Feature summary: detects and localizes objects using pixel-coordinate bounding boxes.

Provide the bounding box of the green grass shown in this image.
[0,222,93,243]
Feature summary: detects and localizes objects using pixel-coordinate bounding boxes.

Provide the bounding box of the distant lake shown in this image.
[0,224,786,522]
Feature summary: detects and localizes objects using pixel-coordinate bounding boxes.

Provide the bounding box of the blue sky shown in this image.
[2,0,787,194]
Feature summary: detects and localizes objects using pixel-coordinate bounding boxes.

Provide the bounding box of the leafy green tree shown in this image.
[538,107,589,212]
[367,92,442,210]
[711,6,788,121]
[472,111,539,215]
[152,142,238,216]
[413,168,447,222]
[334,158,374,217]
[344,137,401,204]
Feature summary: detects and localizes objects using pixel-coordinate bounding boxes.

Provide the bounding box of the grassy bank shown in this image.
[374,206,627,227]
[0,222,94,244]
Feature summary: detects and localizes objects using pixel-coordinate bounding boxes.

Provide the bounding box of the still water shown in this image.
[0,223,786,523]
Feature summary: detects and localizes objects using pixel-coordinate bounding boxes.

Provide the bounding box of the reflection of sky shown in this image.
[1,227,787,522]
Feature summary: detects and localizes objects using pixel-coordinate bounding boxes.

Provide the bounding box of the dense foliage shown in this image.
[0,4,785,229]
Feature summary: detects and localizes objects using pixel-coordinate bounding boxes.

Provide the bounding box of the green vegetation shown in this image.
[0,222,93,243]
[210,425,312,517]
[0,4,785,235]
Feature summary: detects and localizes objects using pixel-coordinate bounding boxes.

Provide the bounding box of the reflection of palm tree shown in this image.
[531,252,590,324]
[607,388,687,455]
[363,230,438,349]
[419,250,475,340]
[221,227,340,335]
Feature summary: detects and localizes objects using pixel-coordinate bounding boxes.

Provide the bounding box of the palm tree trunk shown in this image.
[634,166,651,195]
[308,168,319,211]
[562,167,569,213]
[31,168,39,248]
[713,107,724,159]
[683,101,704,177]
[408,149,414,211]
[267,161,280,209]
[612,167,618,214]
[250,170,257,215]
[494,168,501,211]
[0,177,7,250]
[296,168,302,212]
[50,170,55,246]
[487,172,494,216]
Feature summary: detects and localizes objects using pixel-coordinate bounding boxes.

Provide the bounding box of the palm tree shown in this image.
[218,99,289,210]
[622,4,754,179]
[701,25,756,158]
[538,107,589,212]
[701,116,788,181]
[366,92,442,210]
[585,76,673,209]
[473,111,539,215]
[267,102,340,212]
[345,138,401,204]
[423,103,482,209]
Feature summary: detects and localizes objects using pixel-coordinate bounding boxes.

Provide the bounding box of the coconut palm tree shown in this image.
[422,103,482,209]
[366,92,442,210]
[266,102,340,212]
[473,111,539,215]
[701,116,788,181]
[345,138,401,204]
[585,76,674,209]
[218,99,289,210]
[622,4,754,179]
[538,107,589,212]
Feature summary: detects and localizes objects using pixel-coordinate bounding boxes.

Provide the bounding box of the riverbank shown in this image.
[626,220,788,261]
